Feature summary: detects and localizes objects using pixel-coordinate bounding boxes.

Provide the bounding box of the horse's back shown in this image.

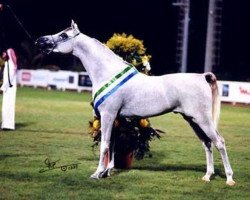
[160,73,214,116]
[119,72,212,117]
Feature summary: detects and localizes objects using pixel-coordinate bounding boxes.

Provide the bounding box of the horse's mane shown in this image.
[92,38,127,64]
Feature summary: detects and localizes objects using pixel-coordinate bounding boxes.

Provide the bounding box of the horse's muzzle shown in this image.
[35,36,55,54]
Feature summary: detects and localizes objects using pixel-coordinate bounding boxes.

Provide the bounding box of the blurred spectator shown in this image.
[0,48,17,130]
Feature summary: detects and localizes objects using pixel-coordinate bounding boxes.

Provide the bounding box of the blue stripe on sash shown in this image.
[94,70,138,117]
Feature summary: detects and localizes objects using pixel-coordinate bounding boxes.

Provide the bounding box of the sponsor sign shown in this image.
[21,72,31,81]
[17,69,92,92]
[218,81,250,104]
[77,72,92,92]
[18,69,49,87]
[48,70,78,90]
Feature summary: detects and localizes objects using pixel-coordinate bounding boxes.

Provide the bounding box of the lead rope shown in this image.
[6,4,34,43]
[7,61,13,88]
[4,4,33,87]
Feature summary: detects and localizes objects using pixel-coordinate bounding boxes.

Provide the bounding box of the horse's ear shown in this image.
[71,20,75,27]
[71,19,78,30]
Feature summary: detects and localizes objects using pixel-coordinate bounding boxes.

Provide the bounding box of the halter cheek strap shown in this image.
[46,31,80,54]
[93,65,138,117]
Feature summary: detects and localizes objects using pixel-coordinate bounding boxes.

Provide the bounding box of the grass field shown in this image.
[0,87,249,200]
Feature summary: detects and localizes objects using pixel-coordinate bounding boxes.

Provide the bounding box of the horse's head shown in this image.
[35,20,80,54]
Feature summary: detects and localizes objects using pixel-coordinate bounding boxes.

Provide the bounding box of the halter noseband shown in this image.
[46,28,80,54]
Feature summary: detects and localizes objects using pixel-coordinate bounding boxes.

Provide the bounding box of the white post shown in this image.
[204,0,219,72]
[173,0,190,73]
[181,1,190,73]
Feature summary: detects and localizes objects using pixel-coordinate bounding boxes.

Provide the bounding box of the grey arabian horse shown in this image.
[36,21,235,186]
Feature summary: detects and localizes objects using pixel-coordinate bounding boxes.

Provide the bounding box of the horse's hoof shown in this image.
[90,173,100,180]
[99,170,109,178]
[101,168,112,178]
[202,175,210,182]
[226,180,236,186]
[107,169,112,177]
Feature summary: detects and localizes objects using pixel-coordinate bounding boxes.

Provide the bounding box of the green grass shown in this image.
[0,87,249,200]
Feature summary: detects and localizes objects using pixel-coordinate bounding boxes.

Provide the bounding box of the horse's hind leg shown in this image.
[202,142,214,182]
[184,115,235,185]
[199,126,235,185]
[212,132,235,186]
[183,116,214,182]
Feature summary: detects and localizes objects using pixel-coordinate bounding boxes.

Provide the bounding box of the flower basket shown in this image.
[114,151,134,169]
[104,151,133,169]
[90,117,164,169]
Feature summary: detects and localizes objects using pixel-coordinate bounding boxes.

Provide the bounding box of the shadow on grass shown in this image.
[132,164,226,178]
[0,154,21,160]
[17,128,83,135]
[118,150,226,179]
[14,122,83,135]
[80,150,227,179]
[0,122,35,132]
[133,163,205,172]
[0,172,36,182]
[15,122,33,129]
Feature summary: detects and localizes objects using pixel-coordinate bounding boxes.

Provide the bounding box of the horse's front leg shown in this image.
[90,112,116,179]
[105,139,115,177]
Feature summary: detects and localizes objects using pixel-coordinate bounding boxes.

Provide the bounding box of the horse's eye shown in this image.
[60,33,68,40]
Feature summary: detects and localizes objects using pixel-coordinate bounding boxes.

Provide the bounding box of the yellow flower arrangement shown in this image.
[106,33,151,74]
[106,33,145,55]
[89,117,163,160]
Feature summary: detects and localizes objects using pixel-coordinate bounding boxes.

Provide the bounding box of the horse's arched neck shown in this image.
[72,34,127,90]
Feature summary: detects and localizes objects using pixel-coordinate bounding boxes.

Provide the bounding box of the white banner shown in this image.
[17,69,49,88]
[17,70,249,104]
[218,81,250,104]
[17,69,92,92]
[48,70,79,91]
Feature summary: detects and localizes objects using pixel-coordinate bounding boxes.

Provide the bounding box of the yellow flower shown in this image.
[106,33,146,55]
[106,32,152,74]
[132,59,137,66]
[93,119,101,130]
[139,119,150,128]
[141,55,150,64]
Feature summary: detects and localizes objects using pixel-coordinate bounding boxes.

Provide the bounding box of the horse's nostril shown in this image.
[36,37,50,45]
[35,36,55,54]
[47,43,55,48]
[35,36,53,48]
[42,37,50,42]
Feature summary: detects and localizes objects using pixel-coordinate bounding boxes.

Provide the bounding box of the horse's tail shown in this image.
[204,72,221,129]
